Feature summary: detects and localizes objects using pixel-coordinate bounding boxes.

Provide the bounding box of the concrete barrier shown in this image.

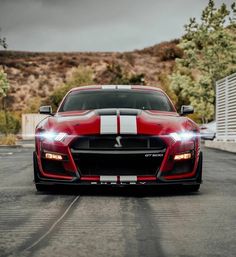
[205,140,236,153]
[22,114,48,140]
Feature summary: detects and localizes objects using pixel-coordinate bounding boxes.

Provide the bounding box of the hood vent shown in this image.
[95,108,141,116]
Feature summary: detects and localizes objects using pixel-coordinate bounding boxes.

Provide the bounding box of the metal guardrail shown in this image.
[216,73,236,141]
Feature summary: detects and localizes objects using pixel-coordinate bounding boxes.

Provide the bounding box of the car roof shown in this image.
[69,85,165,93]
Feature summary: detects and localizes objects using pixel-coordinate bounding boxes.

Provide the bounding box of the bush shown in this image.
[24,96,42,113]
[0,134,17,145]
[48,66,94,111]
[136,39,183,61]
[104,62,145,85]
[157,42,183,61]
[159,73,178,105]
[49,84,70,111]
[123,52,135,66]
[129,73,145,85]
[0,111,21,135]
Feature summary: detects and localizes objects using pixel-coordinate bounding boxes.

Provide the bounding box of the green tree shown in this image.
[0,69,9,98]
[0,111,20,135]
[0,32,19,137]
[0,37,7,49]
[0,28,7,49]
[0,69,17,135]
[170,0,236,123]
[0,31,8,97]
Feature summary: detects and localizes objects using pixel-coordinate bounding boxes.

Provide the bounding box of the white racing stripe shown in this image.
[120,176,137,182]
[101,85,131,90]
[100,176,117,182]
[102,85,116,90]
[100,115,117,134]
[117,85,131,90]
[120,115,137,134]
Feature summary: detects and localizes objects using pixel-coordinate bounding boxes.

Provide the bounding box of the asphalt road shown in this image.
[0,146,236,257]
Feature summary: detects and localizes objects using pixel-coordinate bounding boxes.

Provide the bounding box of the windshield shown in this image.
[59,90,175,112]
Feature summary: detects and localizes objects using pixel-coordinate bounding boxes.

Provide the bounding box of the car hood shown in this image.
[37,109,198,136]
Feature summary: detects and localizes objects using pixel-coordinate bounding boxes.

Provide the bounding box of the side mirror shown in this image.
[180,105,194,116]
[39,106,53,115]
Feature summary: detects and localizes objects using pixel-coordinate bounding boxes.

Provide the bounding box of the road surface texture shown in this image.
[0,146,235,257]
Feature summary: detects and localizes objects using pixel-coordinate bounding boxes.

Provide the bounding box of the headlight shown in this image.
[170,131,196,142]
[174,152,192,160]
[39,131,68,142]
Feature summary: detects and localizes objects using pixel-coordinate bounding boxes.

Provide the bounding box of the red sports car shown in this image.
[34,85,202,191]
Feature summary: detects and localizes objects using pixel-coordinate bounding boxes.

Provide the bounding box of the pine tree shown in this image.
[170,0,236,123]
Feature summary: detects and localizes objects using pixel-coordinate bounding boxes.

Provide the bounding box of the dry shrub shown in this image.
[0,134,17,145]
[136,39,183,61]
[48,65,94,110]
[123,52,135,66]
[154,41,183,61]
[24,96,42,113]
[0,111,21,135]
[63,59,79,67]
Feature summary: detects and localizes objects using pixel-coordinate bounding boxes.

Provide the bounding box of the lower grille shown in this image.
[163,159,195,176]
[71,150,165,176]
[41,158,71,176]
[71,135,166,176]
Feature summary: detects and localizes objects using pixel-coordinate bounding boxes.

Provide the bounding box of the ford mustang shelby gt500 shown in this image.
[34,85,202,191]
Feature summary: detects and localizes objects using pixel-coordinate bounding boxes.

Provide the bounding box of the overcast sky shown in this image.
[0,0,234,52]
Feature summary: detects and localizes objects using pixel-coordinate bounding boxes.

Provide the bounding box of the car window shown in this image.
[59,90,175,112]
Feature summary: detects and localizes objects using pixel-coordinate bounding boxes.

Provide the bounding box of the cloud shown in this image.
[0,0,234,51]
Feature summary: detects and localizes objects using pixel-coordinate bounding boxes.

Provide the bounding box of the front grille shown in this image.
[71,135,166,150]
[41,158,76,176]
[72,151,164,176]
[41,158,66,175]
[71,135,166,176]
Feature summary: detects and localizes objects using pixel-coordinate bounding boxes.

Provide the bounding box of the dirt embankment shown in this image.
[0,39,181,111]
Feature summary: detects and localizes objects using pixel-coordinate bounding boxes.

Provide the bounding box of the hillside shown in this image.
[0,39,182,111]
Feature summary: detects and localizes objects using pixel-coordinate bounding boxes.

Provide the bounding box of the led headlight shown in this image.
[170,131,195,142]
[39,131,67,142]
[39,131,56,141]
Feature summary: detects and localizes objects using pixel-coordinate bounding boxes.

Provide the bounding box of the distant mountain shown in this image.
[0,39,182,111]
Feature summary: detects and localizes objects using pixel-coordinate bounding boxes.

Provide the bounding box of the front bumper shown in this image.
[35,166,202,187]
[35,134,201,186]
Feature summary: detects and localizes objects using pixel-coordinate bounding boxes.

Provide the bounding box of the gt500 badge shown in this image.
[145,153,163,157]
